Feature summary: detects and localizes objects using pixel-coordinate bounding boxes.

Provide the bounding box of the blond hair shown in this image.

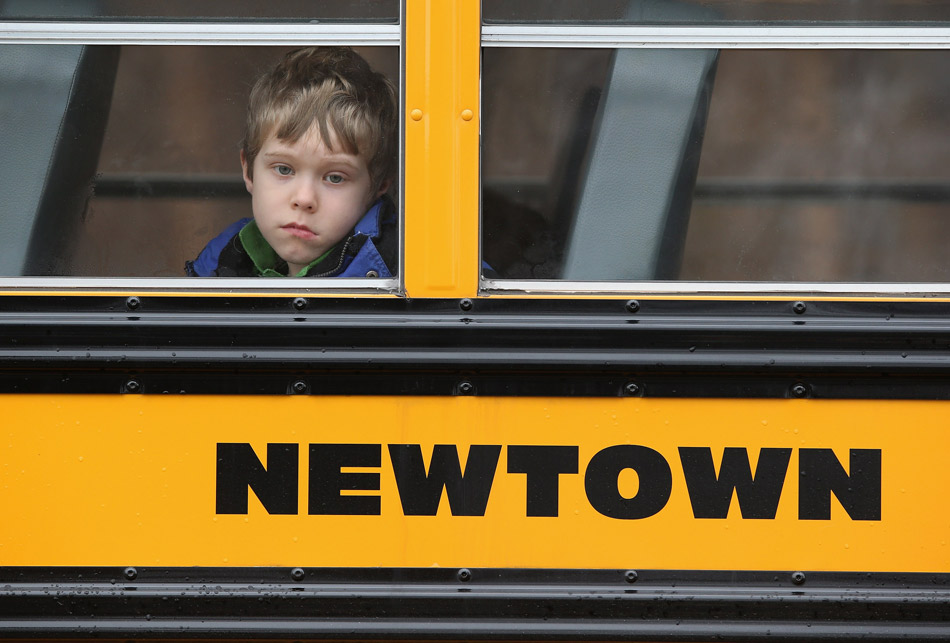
[242,47,397,193]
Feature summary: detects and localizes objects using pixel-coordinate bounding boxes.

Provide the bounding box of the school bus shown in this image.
[0,0,949,640]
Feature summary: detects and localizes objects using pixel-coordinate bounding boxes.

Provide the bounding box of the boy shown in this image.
[187,47,397,278]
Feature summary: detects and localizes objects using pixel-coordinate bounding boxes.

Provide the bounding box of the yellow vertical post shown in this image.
[403,0,480,298]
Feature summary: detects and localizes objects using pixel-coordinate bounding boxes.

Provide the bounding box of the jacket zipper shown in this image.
[309,236,356,278]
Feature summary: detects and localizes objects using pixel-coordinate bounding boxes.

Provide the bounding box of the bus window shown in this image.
[482,47,950,283]
[481,3,950,287]
[0,10,399,283]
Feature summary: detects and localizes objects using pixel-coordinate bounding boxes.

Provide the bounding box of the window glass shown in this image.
[481,48,950,282]
[483,0,949,26]
[1,0,399,23]
[0,44,399,277]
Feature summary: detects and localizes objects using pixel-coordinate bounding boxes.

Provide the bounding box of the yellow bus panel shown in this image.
[1,395,945,572]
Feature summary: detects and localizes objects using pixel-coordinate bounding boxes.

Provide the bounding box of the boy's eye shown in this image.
[326,174,345,185]
[274,165,293,176]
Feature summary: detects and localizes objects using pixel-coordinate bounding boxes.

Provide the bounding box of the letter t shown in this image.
[507,446,579,517]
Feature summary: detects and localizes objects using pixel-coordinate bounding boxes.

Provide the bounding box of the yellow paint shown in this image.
[0,395,946,572]
[404,0,480,298]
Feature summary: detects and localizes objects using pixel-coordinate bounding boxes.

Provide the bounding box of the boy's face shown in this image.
[242,126,387,276]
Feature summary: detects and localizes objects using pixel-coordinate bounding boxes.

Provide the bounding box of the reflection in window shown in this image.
[0,45,398,277]
[481,48,950,282]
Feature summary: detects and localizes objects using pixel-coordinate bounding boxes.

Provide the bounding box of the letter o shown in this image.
[584,445,672,519]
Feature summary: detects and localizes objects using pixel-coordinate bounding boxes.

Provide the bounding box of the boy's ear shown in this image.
[375,179,392,198]
[240,150,253,193]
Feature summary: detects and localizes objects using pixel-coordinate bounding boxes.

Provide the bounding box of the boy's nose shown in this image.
[292,181,318,212]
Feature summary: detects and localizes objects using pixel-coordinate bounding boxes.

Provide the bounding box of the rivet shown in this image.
[126,296,140,311]
[291,568,305,582]
[458,381,474,395]
[124,567,137,581]
[624,382,640,396]
[624,570,638,583]
[461,109,474,121]
[410,108,423,121]
[793,301,807,315]
[292,297,308,311]
[626,300,640,313]
[292,380,308,394]
[791,383,808,398]
[791,571,806,585]
[459,298,474,312]
[457,568,472,582]
[125,379,141,394]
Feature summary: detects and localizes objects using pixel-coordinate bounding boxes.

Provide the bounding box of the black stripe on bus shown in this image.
[0,296,949,398]
[0,566,947,640]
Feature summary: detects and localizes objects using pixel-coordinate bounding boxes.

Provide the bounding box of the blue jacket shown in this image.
[186,198,397,278]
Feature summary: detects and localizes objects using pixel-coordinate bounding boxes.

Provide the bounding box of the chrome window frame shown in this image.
[480,280,950,297]
[0,16,403,293]
[482,25,950,49]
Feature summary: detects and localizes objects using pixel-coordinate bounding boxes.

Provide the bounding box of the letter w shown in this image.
[389,444,501,516]
[679,447,791,519]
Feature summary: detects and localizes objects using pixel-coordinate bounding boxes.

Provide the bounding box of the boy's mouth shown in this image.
[282,223,316,239]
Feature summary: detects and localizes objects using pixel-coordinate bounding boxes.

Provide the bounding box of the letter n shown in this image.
[799,448,881,521]
[216,443,298,514]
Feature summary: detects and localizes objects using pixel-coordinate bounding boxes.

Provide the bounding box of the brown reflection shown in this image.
[481,48,950,282]
[684,49,950,282]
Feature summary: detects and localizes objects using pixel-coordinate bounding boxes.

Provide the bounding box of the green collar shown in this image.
[238,220,336,277]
